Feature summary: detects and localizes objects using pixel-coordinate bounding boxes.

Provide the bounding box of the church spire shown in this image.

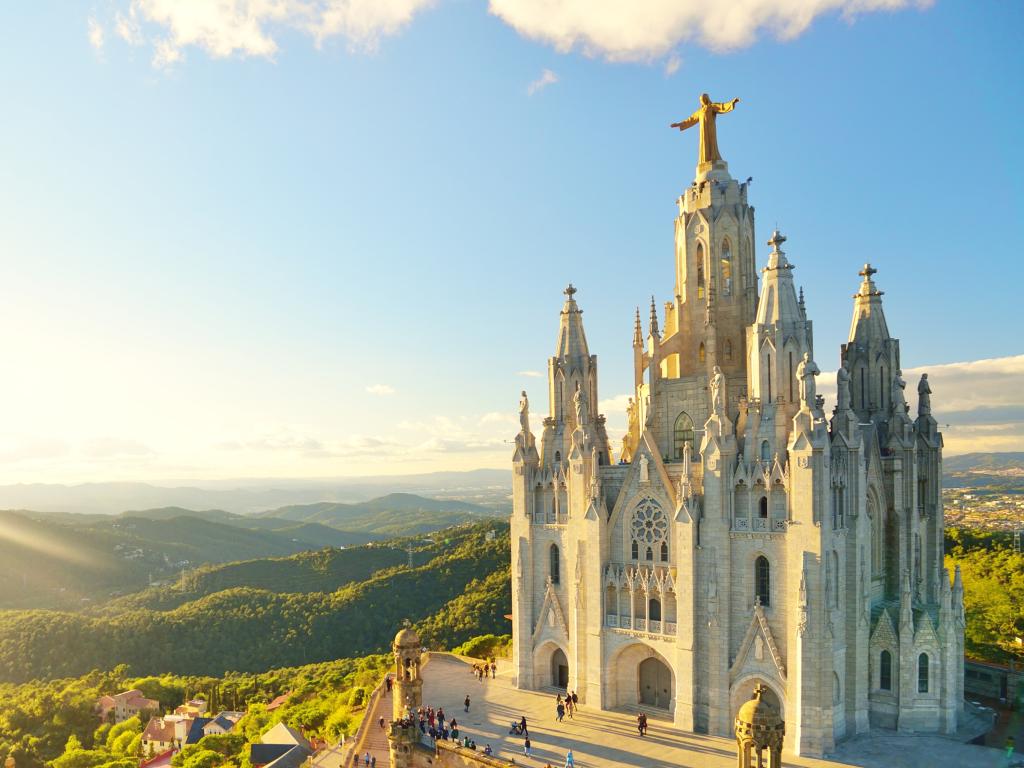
[848,263,891,345]
[633,307,643,347]
[555,283,590,360]
[648,296,660,338]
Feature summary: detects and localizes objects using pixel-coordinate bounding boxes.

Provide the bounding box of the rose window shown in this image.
[630,499,668,545]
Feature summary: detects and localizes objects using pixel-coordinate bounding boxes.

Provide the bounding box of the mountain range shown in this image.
[0,492,502,609]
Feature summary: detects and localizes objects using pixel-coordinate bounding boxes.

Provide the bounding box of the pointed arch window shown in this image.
[660,541,669,562]
[648,598,662,622]
[696,244,706,299]
[758,496,768,518]
[673,411,695,460]
[645,546,653,561]
[918,653,929,693]
[631,540,639,560]
[832,551,840,607]
[721,240,732,296]
[755,556,770,606]
[550,544,560,584]
[698,343,706,364]
[880,650,892,691]
[725,339,733,362]
[760,440,771,463]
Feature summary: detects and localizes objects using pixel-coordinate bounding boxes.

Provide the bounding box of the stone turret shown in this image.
[392,625,422,721]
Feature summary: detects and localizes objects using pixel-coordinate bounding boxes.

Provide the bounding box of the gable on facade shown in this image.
[730,603,786,684]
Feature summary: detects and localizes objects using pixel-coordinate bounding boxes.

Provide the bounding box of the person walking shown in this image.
[571,691,578,708]
[370,758,376,768]
[363,752,370,766]
[565,748,575,767]
[464,694,471,713]
[523,735,532,757]
[565,697,574,719]
[556,701,565,722]
[520,715,528,735]
[378,716,385,729]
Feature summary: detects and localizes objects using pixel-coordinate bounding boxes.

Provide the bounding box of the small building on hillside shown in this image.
[141,718,177,755]
[265,692,292,712]
[95,689,160,723]
[201,714,236,737]
[251,722,313,768]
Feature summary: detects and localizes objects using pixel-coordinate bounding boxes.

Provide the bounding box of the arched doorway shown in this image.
[639,657,672,709]
[551,648,569,688]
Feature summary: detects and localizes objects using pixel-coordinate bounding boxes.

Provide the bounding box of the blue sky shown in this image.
[0,1,1020,482]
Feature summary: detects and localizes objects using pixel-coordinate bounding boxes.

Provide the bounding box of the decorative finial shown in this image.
[752,683,766,701]
[633,307,643,346]
[767,230,787,251]
[649,296,660,336]
[859,263,877,279]
[564,283,577,299]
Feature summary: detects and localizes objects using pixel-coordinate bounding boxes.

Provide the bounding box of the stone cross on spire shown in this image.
[564,283,577,299]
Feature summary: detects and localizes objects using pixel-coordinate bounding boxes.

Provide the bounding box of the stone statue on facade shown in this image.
[796,352,820,411]
[917,373,931,416]
[671,93,740,167]
[710,365,727,416]
[892,369,907,413]
[573,383,589,426]
[518,390,530,434]
[639,453,650,482]
[837,365,851,411]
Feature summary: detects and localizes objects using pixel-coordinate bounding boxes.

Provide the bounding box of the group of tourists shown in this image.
[555,691,579,722]
[471,659,497,680]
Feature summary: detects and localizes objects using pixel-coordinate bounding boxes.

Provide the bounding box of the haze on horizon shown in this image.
[0,1,1020,485]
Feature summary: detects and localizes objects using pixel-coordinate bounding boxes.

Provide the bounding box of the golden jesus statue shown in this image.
[671,93,740,167]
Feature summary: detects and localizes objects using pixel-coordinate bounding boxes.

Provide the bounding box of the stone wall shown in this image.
[403,740,514,768]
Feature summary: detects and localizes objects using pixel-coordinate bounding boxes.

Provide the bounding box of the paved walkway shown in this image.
[418,654,1007,768]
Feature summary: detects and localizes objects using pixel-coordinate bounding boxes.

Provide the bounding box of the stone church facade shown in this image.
[509,112,964,757]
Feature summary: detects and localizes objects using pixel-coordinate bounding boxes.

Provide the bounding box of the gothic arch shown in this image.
[533,640,570,690]
[608,642,676,712]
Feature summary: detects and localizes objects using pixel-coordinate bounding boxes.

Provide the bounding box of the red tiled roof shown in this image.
[266,692,292,711]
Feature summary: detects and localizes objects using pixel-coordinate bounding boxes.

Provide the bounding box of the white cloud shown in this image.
[366,383,396,396]
[479,411,517,427]
[88,16,105,52]
[93,0,929,69]
[527,68,558,95]
[115,11,145,46]
[100,0,437,67]
[489,0,931,60]
[517,370,543,378]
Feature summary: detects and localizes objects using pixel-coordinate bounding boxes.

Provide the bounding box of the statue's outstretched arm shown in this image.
[671,112,699,131]
[712,98,740,113]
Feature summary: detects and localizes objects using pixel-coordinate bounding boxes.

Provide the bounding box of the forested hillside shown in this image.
[0,509,377,610]
[945,526,1024,663]
[0,521,510,683]
[263,492,503,534]
[0,491,504,610]
[98,533,456,613]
